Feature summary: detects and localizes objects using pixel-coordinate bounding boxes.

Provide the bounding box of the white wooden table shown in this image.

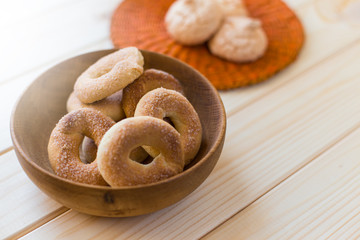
[1,0,360,239]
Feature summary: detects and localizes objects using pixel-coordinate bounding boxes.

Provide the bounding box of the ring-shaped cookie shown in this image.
[134,88,202,165]
[74,47,144,103]
[67,90,125,122]
[48,108,115,185]
[121,68,184,117]
[97,116,184,186]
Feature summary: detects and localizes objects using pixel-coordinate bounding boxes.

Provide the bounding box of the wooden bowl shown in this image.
[10,49,226,217]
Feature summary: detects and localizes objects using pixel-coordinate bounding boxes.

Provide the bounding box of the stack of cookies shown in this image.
[48,47,202,187]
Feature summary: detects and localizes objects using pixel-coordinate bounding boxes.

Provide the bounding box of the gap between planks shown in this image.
[200,120,360,239]
[5,207,69,240]
[5,207,70,240]
[0,146,14,157]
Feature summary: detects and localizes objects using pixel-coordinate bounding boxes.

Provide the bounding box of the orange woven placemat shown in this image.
[111,0,304,90]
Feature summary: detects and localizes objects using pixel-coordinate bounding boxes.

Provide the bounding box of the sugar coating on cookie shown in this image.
[134,88,202,165]
[48,109,115,185]
[165,0,222,45]
[97,117,184,187]
[208,16,268,63]
[217,0,248,16]
[74,47,144,103]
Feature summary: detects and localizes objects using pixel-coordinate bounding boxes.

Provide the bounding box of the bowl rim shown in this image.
[10,48,227,190]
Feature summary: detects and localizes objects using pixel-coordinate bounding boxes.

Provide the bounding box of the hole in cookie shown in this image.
[163,117,175,128]
[129,146,160,165]
[80,137,97,164]
[79,145,87,164]
[164,116,182,134]
[140,155,154,165]
[129,146,149,163]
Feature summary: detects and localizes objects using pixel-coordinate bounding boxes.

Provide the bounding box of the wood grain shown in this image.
[0,151,64,239]
[20,38,360,240]
[1,0,360,238]
[204,128,360,240]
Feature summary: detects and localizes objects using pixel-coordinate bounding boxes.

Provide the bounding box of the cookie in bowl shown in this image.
[11,48,226,217]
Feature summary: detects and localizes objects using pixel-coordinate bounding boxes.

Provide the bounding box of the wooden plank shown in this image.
[204,128,360,240]
[220,0,360,116]
[0,0,120,82]
[20,40,360,240]
[1,0,358,236]
[0,150,66,240]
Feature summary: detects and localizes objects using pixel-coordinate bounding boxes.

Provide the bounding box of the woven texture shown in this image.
[111,0,304,90]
